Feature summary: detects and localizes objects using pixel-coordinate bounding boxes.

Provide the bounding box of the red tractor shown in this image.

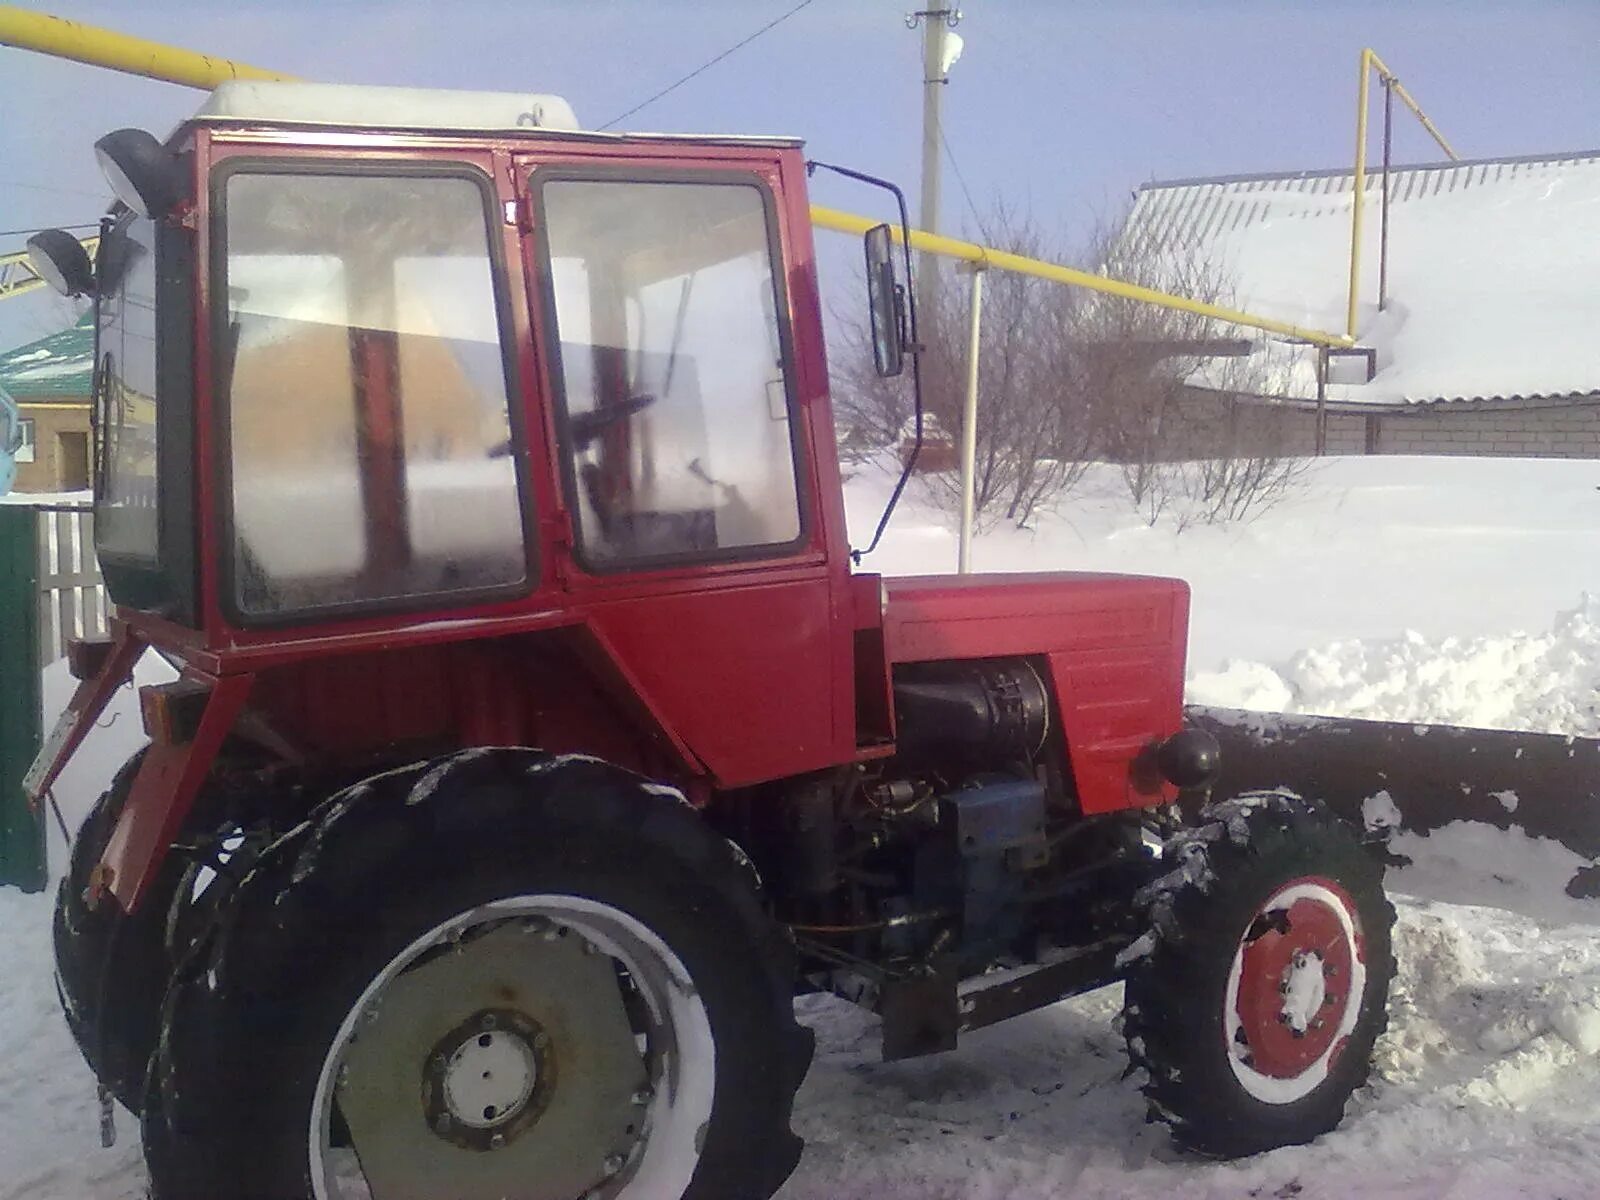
[26,82,1394,1200]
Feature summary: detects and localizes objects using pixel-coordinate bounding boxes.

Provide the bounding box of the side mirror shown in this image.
[94,128,183,219]
[864,223,905,378]
[26,229,96,298]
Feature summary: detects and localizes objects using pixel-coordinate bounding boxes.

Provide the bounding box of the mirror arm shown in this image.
[805,160,924,563]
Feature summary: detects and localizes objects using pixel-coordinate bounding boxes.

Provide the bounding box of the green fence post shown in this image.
[0,506,45,891]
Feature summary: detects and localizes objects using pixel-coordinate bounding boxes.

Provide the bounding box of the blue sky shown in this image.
[3,0,1598,352]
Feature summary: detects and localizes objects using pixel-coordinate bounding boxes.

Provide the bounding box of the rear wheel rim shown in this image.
[309,895,715,1200]
[1223,877,1367,1105]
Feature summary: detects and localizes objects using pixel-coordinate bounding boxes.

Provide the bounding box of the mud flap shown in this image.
[1190,706,1600,895]
[23,629,145,806]
[101,673,253,913]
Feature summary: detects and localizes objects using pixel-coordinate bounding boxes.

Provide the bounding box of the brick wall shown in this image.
[13,403,92,492]
[1165,393,1369,459]
[1176,392,1600,460]
[1373,397,1600,458]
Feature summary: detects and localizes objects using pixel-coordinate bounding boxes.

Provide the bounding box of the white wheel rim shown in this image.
[309,895,715,1200]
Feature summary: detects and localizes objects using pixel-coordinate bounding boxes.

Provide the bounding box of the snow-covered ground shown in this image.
[5,453,1600,1198]
[8,878,1600,1200]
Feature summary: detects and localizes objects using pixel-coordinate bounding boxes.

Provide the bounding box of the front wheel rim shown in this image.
[309,895,716,1200]
[1223,877,1368,1105]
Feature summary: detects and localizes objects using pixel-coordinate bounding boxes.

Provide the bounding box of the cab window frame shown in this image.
[529,165,813,577]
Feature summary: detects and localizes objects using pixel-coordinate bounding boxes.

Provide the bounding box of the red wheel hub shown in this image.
[1231,878,1365,1081]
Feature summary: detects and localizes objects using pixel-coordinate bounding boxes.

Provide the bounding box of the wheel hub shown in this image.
[1279,951,1327,1036]
[425,1008,554,1149]
[332,920,649,1199]
[1225,878,1368,1104]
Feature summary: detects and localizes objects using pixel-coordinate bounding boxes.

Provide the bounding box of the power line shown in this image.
[939,128,992,244]
[599,0,818,131]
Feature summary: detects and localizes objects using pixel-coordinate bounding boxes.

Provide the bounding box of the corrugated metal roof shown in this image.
[1124,151,1600,407]
[0,317,93,401]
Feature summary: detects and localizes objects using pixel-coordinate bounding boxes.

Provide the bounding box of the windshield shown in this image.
[220,169,527,618]
[95,215,159,561]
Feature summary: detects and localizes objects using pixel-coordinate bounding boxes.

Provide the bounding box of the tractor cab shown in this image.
[29,83,830,638]
[26,82,891,903]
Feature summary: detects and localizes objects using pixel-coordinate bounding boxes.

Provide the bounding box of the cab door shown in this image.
[517,156,846,788]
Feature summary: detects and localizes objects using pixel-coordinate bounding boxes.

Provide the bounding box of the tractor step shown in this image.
[878,939,1126,1062]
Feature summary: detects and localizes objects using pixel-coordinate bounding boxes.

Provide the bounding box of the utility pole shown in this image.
[907,7,962,325]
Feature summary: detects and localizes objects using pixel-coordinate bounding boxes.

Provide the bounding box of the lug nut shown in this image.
[434,1113,452,1134]
[533,1031,551,1050]
[490,1133,505,1149]
[480,1013,498,1031]
[604,1153,625,1175]
[631,1088,652,1106]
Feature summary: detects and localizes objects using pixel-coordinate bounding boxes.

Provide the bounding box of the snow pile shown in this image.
[1189,594,1600,735]
[1386,821,1600,929]
[0,890,144,1200]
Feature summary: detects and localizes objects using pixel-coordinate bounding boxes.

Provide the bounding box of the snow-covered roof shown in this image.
[197,82,581,133]
[0,317,92,401]
[1124,151,1600,407]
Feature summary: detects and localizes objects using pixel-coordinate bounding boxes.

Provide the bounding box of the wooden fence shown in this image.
[33,504,107,667]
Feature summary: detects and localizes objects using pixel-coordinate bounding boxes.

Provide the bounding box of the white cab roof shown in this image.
[196,81,581,133]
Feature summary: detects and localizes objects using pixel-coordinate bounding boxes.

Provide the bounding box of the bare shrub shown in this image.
[830,204,1310,535]
[831,211,1095,530]
[1081,219,1309,526]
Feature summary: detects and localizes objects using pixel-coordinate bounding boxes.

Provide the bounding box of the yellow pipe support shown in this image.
[1346,48,1372,340]
[1366,49,1459,161]
[1346,47,1460,338]
[810,205,1353,348]
[0,4,295,89]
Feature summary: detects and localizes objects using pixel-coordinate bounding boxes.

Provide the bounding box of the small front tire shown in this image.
[1122,792,1395,1158]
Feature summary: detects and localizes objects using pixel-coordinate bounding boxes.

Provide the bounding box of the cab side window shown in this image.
[540,178,803,568]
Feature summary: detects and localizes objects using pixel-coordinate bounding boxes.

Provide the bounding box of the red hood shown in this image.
[883,572,1191,814]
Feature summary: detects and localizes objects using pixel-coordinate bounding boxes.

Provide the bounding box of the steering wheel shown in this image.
[567,393,656,449]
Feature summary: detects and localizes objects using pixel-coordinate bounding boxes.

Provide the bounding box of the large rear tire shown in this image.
[1122,792,1395,1158]
[141,752,813,1200]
